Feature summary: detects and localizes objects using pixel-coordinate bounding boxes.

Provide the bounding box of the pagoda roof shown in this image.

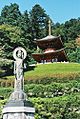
[35,35,59,42]
[34,35,63,50]
[33,48,65,55]
[32,48,67,62]
[34,35,60,42]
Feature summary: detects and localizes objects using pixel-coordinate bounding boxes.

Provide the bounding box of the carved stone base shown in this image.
[9,90,26,100]
[3,109,35,119]
[3,113,34,119]
[3,90,35,119]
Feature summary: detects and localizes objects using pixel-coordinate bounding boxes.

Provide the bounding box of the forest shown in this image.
[0,3,80,119]
[0,3,80,76]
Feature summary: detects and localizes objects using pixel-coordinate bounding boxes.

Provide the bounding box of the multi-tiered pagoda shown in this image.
[32,20,67,63]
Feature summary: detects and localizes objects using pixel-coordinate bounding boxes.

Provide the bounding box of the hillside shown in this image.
[1,62,80,81]
[1,63,80,118]
[24,63,80,80]
[0,62,80,87]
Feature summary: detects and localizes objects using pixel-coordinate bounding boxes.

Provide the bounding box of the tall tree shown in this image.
[0,24,23,59]
[30,4,50,39]
[18,10,33,49]
[1,3,21,26]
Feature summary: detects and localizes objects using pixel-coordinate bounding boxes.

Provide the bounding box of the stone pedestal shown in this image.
[3,90,35,119]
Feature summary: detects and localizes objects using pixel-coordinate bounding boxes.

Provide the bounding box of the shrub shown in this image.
[0,58,13,77]
[0,87,13,98]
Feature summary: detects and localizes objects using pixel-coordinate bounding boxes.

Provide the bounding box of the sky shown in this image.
[0,0,80,23]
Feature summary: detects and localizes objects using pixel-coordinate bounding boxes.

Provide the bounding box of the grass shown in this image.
[24,63,80,80]
[2,62,80,81]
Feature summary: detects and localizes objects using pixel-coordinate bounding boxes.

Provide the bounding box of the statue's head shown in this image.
[17,50,23,59]
[13,47,27,60]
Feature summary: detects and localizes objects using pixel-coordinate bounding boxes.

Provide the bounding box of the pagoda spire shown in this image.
[48,20,51,36]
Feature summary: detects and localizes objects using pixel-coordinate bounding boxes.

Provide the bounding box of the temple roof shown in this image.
[32,48,67,62]
[34,35,59,42]
[34,35,63,50]
[34,19,63,49]
[33,48,65,55]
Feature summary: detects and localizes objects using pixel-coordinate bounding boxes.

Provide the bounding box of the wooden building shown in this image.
[32,20,67,63]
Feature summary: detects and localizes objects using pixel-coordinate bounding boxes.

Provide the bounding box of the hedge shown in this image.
[1,94,80,119]
[0,81,80,99]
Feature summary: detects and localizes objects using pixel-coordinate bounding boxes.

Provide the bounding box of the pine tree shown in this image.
[30,4,50,39]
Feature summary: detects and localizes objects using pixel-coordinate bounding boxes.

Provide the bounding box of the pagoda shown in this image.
[32,20,67,63]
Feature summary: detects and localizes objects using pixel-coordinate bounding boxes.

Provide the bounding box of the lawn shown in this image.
[24,63,80,80]
[3,62,80,81]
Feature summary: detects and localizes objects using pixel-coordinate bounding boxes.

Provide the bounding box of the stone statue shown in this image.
[3,47,35,119]
[13,47,27,80]
[14,59,23,80]
[13,47,27,91]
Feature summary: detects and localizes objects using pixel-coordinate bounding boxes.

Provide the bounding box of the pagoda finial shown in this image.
[48,20,51,36]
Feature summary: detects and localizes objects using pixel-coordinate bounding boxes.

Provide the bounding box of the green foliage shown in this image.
[0,3,51,66]
[31,94,80,119]
[1,77,80,98]
[53,18,80,62]
[76,47,80,63]
[0,70,5,77]
[0,58,13,77]
[0,3,80,119]
[0,3,80,64]
[0,99,7,119]
[0,62,80,118]
[1,87,80,118]
[1,3,21,25]
[0,87,12,98]
[24,63,80,81]
[24,81,80,98]
[30,4,50,39]
[1,63,80,84]
[0,24,23,58]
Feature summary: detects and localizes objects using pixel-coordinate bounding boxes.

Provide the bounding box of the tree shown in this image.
[18,10,34,50]
[1,3,21,26]
[0,24,23,59]
[30,4,50,39]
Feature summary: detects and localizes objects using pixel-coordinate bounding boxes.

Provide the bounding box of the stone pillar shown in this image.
[2,47,35,119]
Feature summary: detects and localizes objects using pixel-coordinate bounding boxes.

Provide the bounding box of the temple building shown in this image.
[32,20,67,63]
